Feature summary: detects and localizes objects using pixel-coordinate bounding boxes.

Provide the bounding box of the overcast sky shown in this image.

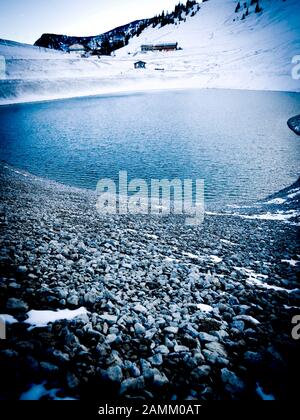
[0,0,182,44]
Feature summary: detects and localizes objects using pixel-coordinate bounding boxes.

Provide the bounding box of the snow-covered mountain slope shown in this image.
[116,0,300,91]
[0,0,299,105]
[0,39,65,60]
[0,38,118,80]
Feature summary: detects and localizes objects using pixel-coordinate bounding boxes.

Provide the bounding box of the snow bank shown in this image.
[25,307,88,328]
[235,266,299,293]
[0,314,18,324]
[281,259,299,267]
[235,210,299,222]
[196,303,214,313]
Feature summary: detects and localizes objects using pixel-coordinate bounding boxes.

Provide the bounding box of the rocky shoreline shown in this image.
[287,114,300,136]
[0,163,299,401]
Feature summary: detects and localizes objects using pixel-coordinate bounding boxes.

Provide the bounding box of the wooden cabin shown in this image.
[134,61,146,69]
[141,43,178,52]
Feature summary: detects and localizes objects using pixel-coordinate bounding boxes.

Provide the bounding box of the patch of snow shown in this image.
[281,259,299,267]
[183,252,201,260]
[164,256,176,262]
[264,198,286,205]
[287,189,300,199]
[234,266,268,279]
[235,315,260,325]
[233,266,299,292]
[0,314,18,324]
[235,210,299,221]
[210,255,222,264]
[25,307,88,328]
[234,267,299,293]
[246,277,299,294]
[284,304,300,310]
[196,303,214,313]
[220,239,237,246]
[145,233,158,239]
[205,211,229,216]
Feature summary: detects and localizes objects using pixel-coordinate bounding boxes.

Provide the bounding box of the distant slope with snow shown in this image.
[0,0,299,105]
[116,0,300,92]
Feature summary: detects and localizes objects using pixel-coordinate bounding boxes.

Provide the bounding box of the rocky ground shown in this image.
[0,163,299,401]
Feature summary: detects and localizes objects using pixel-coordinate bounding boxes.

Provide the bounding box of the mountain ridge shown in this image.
[34,1,201,54]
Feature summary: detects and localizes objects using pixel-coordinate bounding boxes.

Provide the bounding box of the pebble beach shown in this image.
[0,162,299,401]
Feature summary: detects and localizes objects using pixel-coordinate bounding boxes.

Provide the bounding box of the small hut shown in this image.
[134,61,146,69]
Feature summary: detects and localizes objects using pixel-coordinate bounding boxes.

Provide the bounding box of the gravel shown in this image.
[0,163,299,401]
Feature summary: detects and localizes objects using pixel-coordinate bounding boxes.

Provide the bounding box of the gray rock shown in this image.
[205,342,227,358]
[133,304,147,314]
[100,314,118,324]
[53,350,70,363]
[174,344,190,353]
[144,328,157,340]
[57,288,68,300]
[106,350,123,366]
[199,332,219,343]
[235,315,260,326]
[244,351,264,366]
[105,334,118,344]
[8,282,21,290]
[148,353,163,366]
[134,323,146,335]
[185,324,199,338]
[202,350,229,366]
[164,326,179,334]
[119,377,145,395]
[66,372,80,389]
[126,362,141,378]
[165,337,174,349]
[65,332,80,347]
[153,371,169,387]
[67,295,79,306]
[191,365,211,381]
[140,359,152,373]
[40,361,59,374]
[6,297,28,312]
[221,368,245,395]
[106,365,123,383]
[287,114,300,135]
[212,330,229,341]
[155,345,170,355]
[143,367,156,381]
[17,266,28,274]
[84,292,97,304]
[231,320,245,332]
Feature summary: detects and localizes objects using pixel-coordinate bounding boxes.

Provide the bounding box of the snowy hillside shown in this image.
[0,0,299,105]
[0,38,118,80]
[0,39,65,60]
[116,0,300,91]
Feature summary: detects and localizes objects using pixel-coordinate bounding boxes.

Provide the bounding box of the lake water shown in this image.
[0,89,299,205]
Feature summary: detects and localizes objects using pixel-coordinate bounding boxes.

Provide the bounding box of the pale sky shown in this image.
[0,0,182,45]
